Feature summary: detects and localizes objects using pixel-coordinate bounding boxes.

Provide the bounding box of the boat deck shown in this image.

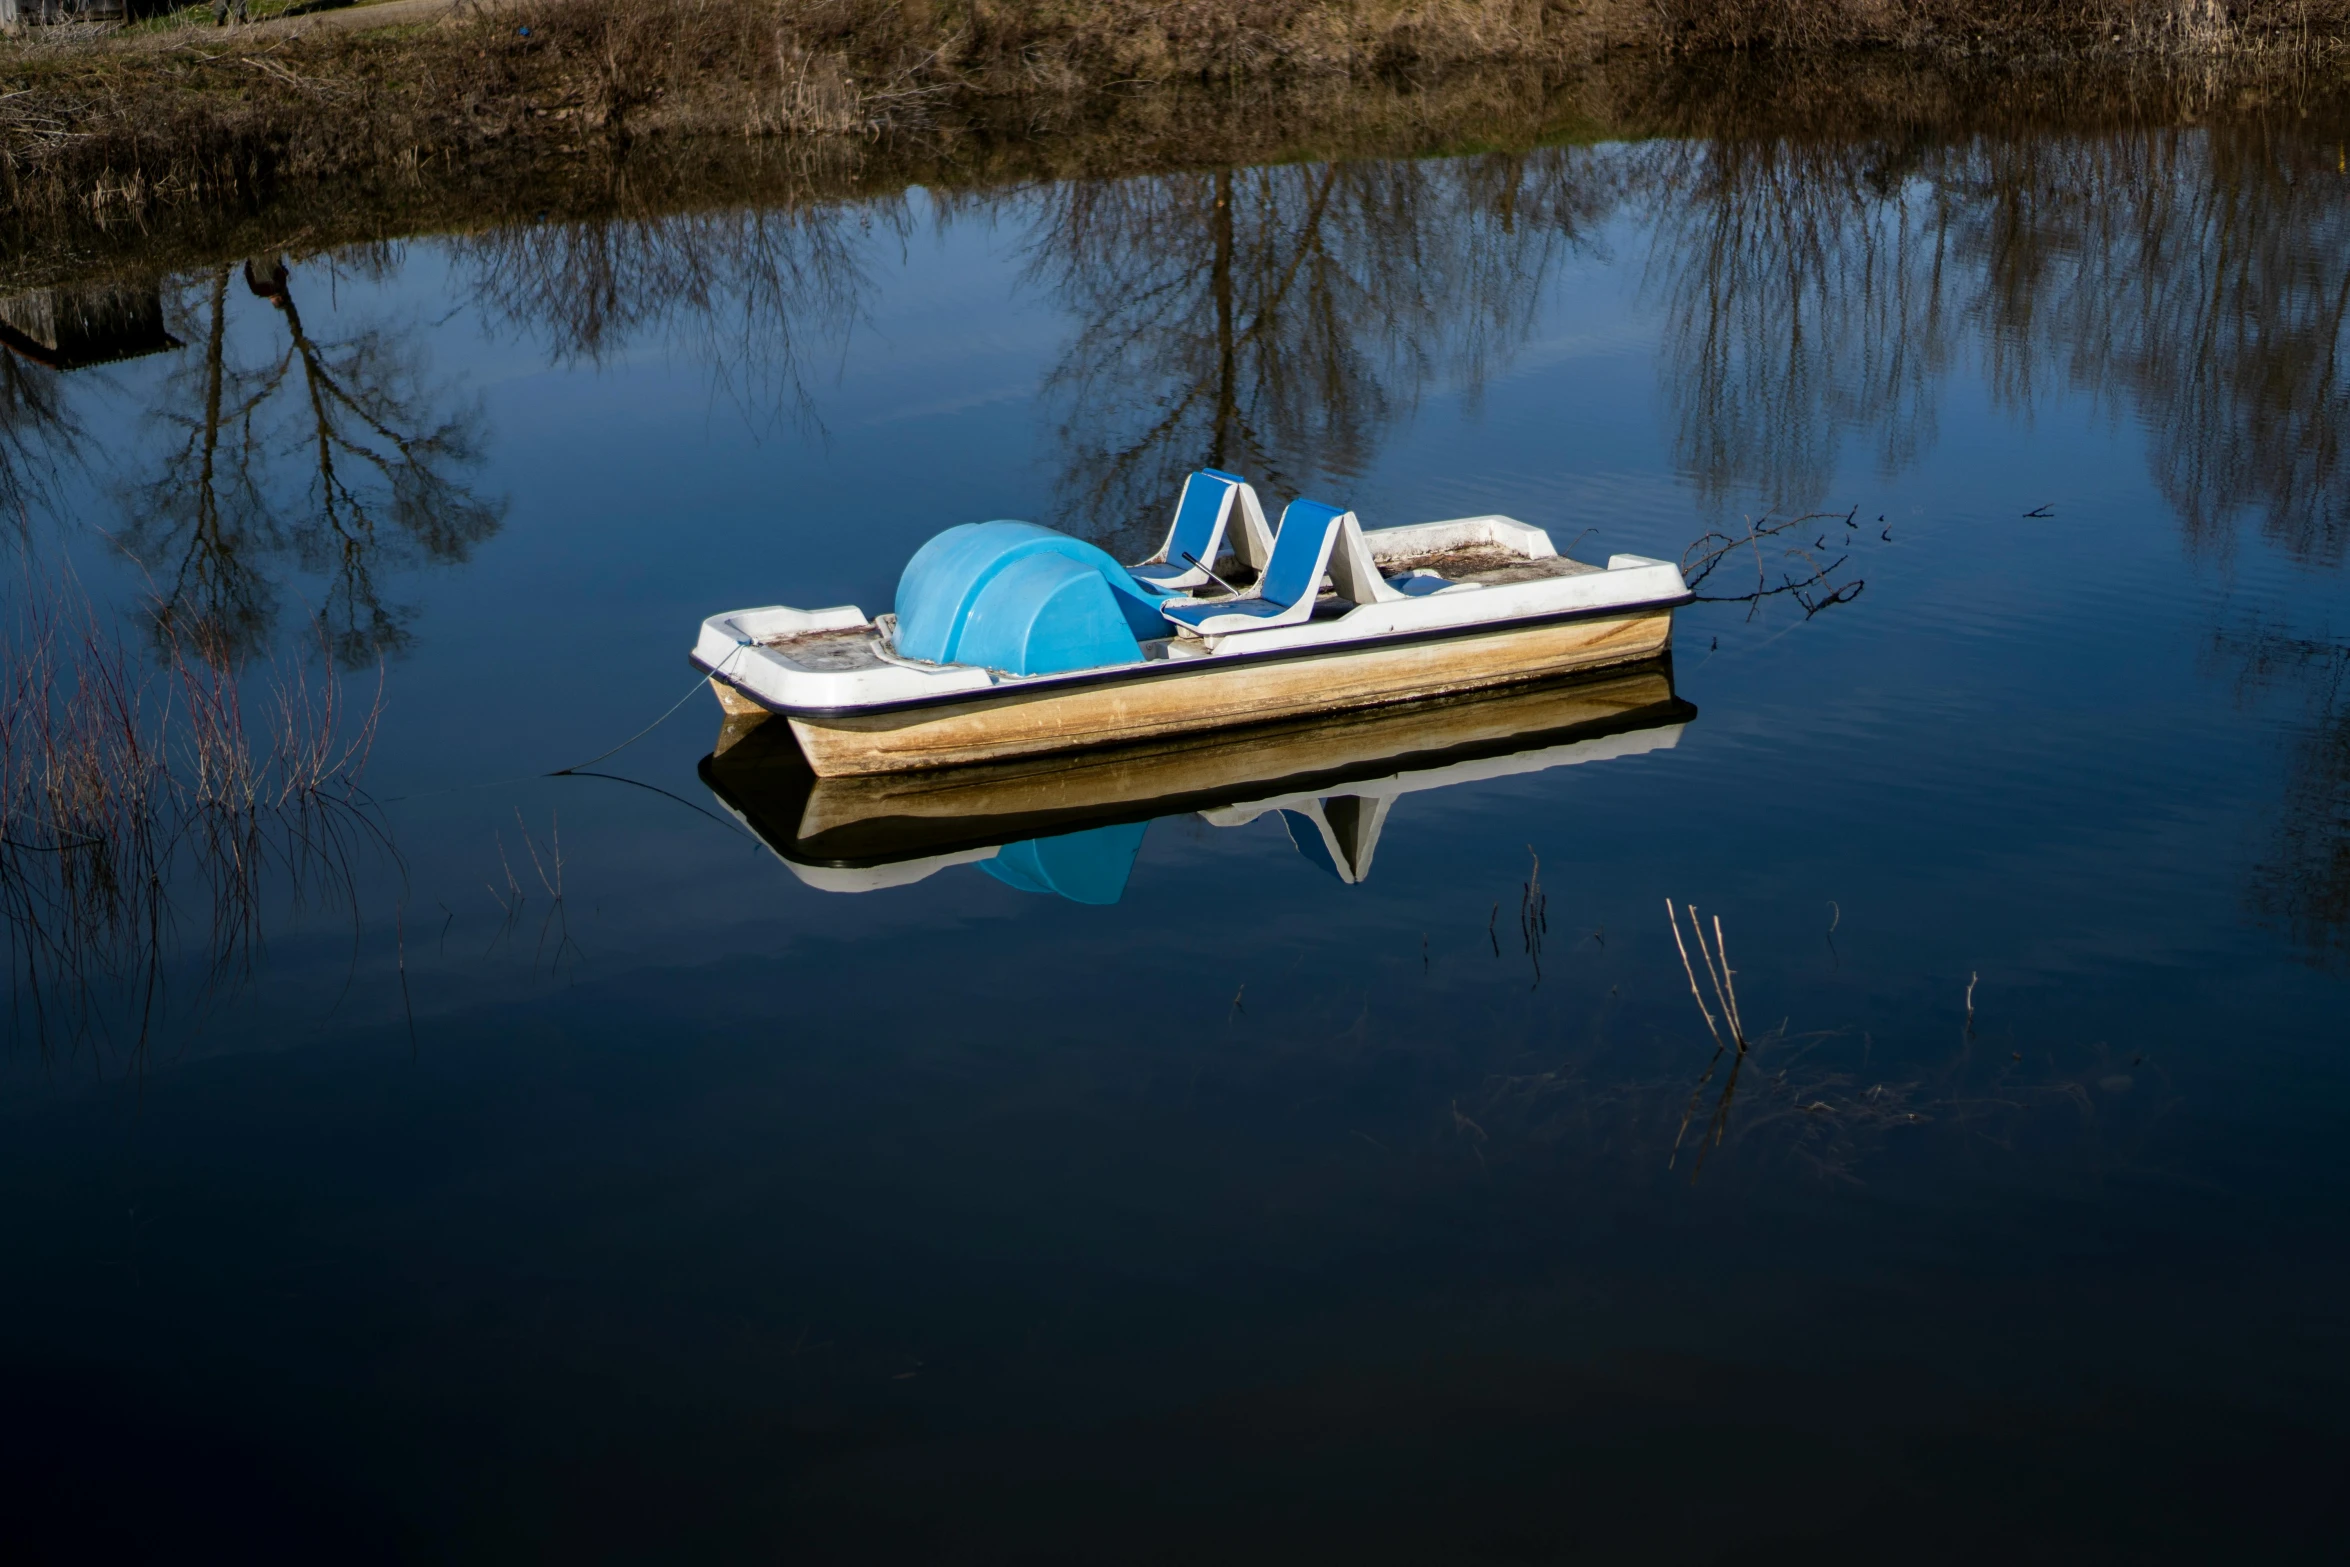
[753,548,1608,677]
[1368,543,1603,586]
[762,625,890,672]
[762,622,1216,673]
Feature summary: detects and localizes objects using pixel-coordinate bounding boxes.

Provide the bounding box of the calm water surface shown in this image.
[4,121,2348,1560]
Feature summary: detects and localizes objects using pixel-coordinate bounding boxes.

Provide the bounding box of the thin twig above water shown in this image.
[1680,509,1866,619]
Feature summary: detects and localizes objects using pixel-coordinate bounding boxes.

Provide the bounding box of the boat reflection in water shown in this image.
[700,664,1694,904]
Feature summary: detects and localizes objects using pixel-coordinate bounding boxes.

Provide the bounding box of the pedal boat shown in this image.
[703,666,1694,899]
[692,470,1691,778]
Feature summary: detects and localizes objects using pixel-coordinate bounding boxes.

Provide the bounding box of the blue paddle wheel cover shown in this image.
[894,521,1171,675]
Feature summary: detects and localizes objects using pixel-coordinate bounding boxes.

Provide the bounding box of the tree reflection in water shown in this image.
[1022,122,2347,555]
[451,202,884,436]
[0,350,75,526]
[1636,132,1954,512]
[1977,125,2350,569]
[2261,661,2350,970]
[119,254,505,670]
[1641,122,2350,559]
[2212,620,2350,970]
[1016,153,1611,555]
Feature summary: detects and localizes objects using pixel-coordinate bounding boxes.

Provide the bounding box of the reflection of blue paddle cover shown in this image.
[980,821,1149,905]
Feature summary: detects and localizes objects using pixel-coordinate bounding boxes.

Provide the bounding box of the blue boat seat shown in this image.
[1161,499,1350,637]
[1129,469,1274,592]
[1385,570,1461,597]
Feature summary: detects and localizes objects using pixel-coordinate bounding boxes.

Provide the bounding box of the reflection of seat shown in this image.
[1162,500,1349,636]
[1130,470,1274,592]
[979,820,1148,905]
[1277,794,1395,884]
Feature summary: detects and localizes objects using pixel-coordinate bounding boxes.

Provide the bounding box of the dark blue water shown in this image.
[4,128,2348,1560]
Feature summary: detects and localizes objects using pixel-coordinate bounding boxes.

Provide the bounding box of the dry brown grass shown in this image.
[0,569,386,1059]
[4,0,2345,240]
[1646,0,2349,56]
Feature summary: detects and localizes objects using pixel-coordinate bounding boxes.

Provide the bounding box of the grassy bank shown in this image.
[4,0,2347,233]
[4,32,2347,294]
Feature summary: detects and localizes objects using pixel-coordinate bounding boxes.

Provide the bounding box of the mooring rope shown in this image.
[545,669,722,778]
[382,652,739,806]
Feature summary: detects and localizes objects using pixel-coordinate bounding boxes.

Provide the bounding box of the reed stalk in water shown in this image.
[0,570,386,1061]
[1667,900,1751,1173]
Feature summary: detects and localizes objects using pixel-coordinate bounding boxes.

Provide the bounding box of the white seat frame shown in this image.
[1132,472,1276,591]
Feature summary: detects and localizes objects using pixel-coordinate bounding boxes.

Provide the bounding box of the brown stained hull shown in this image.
[785,608,1672,777]
[708,676,768,719]
[707,678,774,757]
